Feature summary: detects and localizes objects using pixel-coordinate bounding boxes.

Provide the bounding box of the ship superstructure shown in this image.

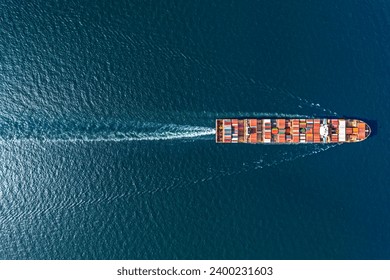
[216,118,371,144]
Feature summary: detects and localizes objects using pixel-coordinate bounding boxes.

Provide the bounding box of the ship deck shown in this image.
[216,118,371,144]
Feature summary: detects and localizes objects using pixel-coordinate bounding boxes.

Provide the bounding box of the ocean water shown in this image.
[0,0,389,259]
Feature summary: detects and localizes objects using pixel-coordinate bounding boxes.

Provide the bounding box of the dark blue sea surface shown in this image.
[0,0,389,259]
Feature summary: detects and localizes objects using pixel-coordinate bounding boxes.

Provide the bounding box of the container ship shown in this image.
[216,118,371,144]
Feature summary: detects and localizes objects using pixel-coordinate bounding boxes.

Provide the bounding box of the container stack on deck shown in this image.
[223,119,231,143]
[339,120,346,142]
[313,119,321,143]
[249,119,257,143]
[231,119,238,143]
[358,122,366,139]
[257,120,263,142]
[331,119,339,143]
[306,119,314,142]
[299,119,306,143]
[277,119,286,143]
[291,119,300,143]
[263,119,271,143]
[238,119,245,142]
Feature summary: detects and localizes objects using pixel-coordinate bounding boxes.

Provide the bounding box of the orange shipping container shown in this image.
[250,134,257,142]
[250,119,257,127]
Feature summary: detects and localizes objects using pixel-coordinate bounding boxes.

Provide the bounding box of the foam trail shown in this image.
[0,120,215,143]
[41,126,215,143]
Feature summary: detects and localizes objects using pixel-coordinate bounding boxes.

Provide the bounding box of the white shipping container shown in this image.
[339,126,346,141]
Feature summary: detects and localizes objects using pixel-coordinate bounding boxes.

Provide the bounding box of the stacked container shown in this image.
[276,119,285,143]
[263,119,272,143]
[330,119,339,143]
[223,119,232,143]
[231,119,239,143]
[358,122,366,139]
[299,119,306,142]
[313,119,321,143]
[291,119,300,143]
[238,119,245,142]
[248,119,257,143]
[339,120,346,142]
[306,119,314,142]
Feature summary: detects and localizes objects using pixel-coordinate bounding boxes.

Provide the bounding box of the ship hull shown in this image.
[216,118,371,144]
